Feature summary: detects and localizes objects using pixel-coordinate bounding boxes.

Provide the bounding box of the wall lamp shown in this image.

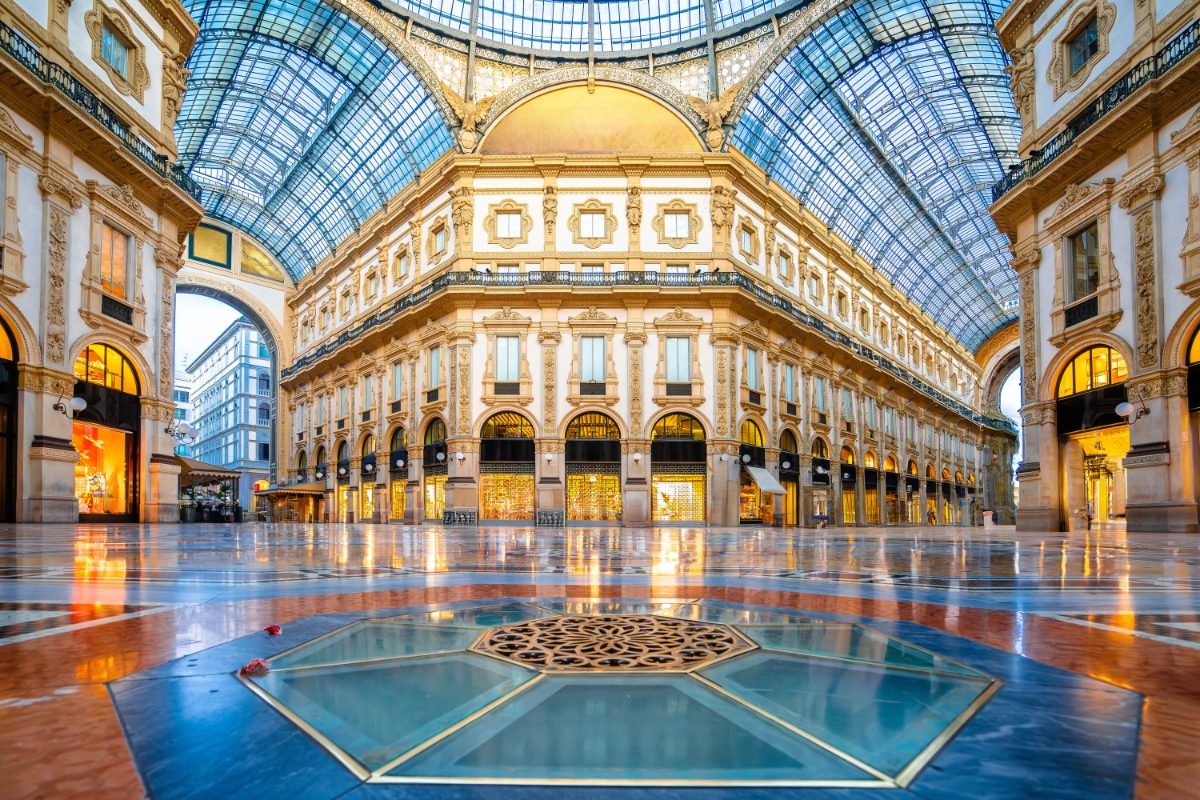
[53,395,87,419]
[435,451,446,461]
[315,469,325,479]
[454,451,465,462]
[781,460,791,470]
[364,463,374,472]
[166,420,197,444]
[1115,399,1150,422]
[544,453,554,463]
[741,453,751,463]
[632,452,642,463]
[394,459,406,469]
[815,465,829,475]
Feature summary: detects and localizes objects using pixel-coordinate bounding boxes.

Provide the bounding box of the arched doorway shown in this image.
[72,343,140,521]
[479,412,536,521]
[423,417,448,521]
[388,427,408,521]
[883,455,899,524]
[314,446,327,480]
[360,434,377,522]
[863,450,880,524]
[1056,345,1129,530]
[335,439,352,522]
[779,430,800,526]
[738,420,765,523]
[940,468,954,524]
[811,437,831,525]
[905,460,920,524]
[0,318,18,522]
[925,463,938,524]
[650,413,706,522]
[565,412,622,523]
[839,445,857,525]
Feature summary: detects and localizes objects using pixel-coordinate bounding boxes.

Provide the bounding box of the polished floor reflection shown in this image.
[0,523,1198,799]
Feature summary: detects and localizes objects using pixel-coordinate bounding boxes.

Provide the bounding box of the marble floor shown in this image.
[1,522,1198,799]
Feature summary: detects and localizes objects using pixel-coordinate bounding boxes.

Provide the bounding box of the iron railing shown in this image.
[284,269,1018,435]
[994,18,1200,201]
[0,20,200,199]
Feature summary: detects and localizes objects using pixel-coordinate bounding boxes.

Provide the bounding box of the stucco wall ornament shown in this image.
[1019,271,1037,405]
[1005,44,1035,128]
[543,187,558,238]
[1117,176,1164,210]
[46,207,68,366]
[711,186,736,236]
[1133,208,1159,369]
[38,175,83,209]
[163,53,191,128]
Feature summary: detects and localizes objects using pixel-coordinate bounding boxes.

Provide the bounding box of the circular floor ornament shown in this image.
[471,614,755,671]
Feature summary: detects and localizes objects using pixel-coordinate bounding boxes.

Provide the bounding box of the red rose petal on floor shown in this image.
[239,658,270,676]
[264,625,282,635]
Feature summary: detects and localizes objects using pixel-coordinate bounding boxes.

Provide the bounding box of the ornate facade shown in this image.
[993,0,1200,531]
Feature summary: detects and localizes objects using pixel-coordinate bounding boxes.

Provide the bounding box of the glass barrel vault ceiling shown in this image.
[176,0,1020,351]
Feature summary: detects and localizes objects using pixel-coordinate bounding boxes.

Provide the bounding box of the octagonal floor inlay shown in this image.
[471,614,756,671]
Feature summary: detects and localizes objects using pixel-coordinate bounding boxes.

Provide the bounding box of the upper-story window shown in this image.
[841,387,854,424]
[257,402,270,424]
[835,291,848,319]
[320,306,331,330]
[393,249,409,280]
[495,336,520,382]
[392,360,404,401]
[339,290,352,316]
[362,374,374,409]
[432,223,447,255]
[364,272,378,299]
[579,212,606,239]
[257,374,270,395]
[1068,15,1099,75]
[739,227,754,256]
[581,336,605,383]
[1068,222,1099,301]
[663,212,689,239]
[428,345,442,386]
[100,222,130,298]
[813,375,827,413]
[495,211,522,239]
[101,22,131,79]
[666,335,691,382]
[783,363,796,403]
[745,347,761,391]
[808,272,823,300]
[776,251,791,279]
[337,385,348,419]
[580,264,604,275]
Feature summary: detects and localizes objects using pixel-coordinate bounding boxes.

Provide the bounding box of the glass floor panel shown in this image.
[669,603,822,626]
[250,652,533,769]
[741,623,987,677]
[700,651,993,775]
[383,602,552,627]
[387,674,877,784]
[269,623,481,670]
[534,600,684,616]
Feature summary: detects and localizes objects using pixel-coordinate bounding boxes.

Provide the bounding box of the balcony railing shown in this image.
[0,20,200,199]
[993,18,1200,202]
[283,269,1018,436]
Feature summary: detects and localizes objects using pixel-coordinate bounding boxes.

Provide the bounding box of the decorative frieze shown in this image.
[1133,207,1159,370]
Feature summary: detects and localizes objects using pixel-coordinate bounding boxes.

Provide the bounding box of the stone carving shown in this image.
[85,2,150,101]
[163,53,191,127]
[46,205,68,365]
[570,307,616,323]
[442,83,497,152]
[686,80,743,150]
[1047,1,1116,98]
[543,187,557,238]
[1004,44,1035,128]
[0,108,33,149]
[96,183,153,227]
[457,345,470,433]
[656,307,702,324]
[716,347,728,436]
[1049,182,1104,222]
[626,187,642,234]
[541,335,557,434]
[484,307,532,324]
[160,273,174,398]
[410,219,422,268]
[450,186,473,243]
[711,186,736,234]
[38,175,82,209]
[1117,175,1164,210]
[1133,208,1158,369]
[629,342,643,437]
[1020,271,1037,405]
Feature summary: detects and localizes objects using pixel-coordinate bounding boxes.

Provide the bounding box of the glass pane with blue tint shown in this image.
[383,602,554,627]
[269,623,482,670]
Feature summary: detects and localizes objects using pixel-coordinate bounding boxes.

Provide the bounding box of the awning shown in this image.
[175,455,240,480]
[255,482,326,496]
[744,466,786,494]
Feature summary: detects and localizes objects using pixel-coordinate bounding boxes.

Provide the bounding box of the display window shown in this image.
[566,473,622,521]
[782,480,797,526]
[361,483,375,521]
[738,475,760,522]
[479,473,535,520]
[424,475,446,520]
[390,481,406,520]
[337,485,355,522]
[72,422,131,516]
[651,474,705,522]
[864,488,880,524]
[841,487,857,524]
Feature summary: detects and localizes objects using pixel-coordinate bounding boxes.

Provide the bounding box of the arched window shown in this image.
[884,455,898,472]
[315,445,326,467]
[257,402,270,424]
[1188,327,1200,411]
[424,417,446,445]
[967,473,976,487]
[779,430,798,453]
[336,440,349,463]
[258,374,270,395]
[812,438,829,459]
[840,445,855,464]
[907,459,918,476]
[362,435,376,458]
[0,317,17,361]
[739,420,763,447]
[926,463,936,478]
[390,427,407,453]
[566,412,620,440]
[481,412,534,439]
[1056,345,1128,398]
[296,450,307,472]
[74,343,138,394]
[942,468,952,481]
[652,413,705,440]
[955,470,964,484]
[864,450,878,469]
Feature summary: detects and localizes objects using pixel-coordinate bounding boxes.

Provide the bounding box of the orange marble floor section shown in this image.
[1,583,1197,799]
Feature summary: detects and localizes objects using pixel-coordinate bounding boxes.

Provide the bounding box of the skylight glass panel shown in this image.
[712,0,778,28]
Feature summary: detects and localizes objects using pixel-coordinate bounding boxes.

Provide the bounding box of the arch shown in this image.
[480,411,535,439]
[779,429,799,453]
[883,454,898,472]
[1054,344,1129,399]
[69,335,149,396]
[474,407,540,439]
[967,472,976,487]
[0,299,35,365]
[73,342,140,395]
[295,448,307,467]
[1038,333,1133,402]
[565,411,621,440]
[423,416,447,444]
[651,412,707,440]
[387,425,408,453]
[812,437,830,459]
[361,433,376,457]
[1164,297,1200,368]
[335,439,349,463]
[839,445,856,464]
[863,450,878,469]
[314,445,327,466]
[942,467,952,481]
[560,406,628,440]
[907,459,919,476]
[739,419,764,447]
[955,469,964,483]
[926,463,936,479]
[647,408,711,440]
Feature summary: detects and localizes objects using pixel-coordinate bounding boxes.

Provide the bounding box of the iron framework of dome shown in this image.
[176,0,1021,351]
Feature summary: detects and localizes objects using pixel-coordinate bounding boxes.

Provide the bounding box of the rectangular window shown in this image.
[580,264,604,275]
[784,363,796,402]
[814,376,827,412]
[100,222,129,298]
[100,23,130,78]
[663,212,689,239]
[581,336,605,383]
[257,442,270,461]
[338,386,348,418]
[365,273,378,298]
[433,226,446,253]
[842,387,853,420]
[1068,16,1099,75]
[394,252,408,279]
[865,396,876,428]
[740,228,753,254]
[392,361,404,400]
[340,292,351,315]
[580,212,606,239]
[495,212,522,239]
[362,374,373,409]
[1068,222,1099,301]
[885,406,895,435]
[777,252,790,277]
[666,336,690,382]
[428,345,441,386]
[746,348,760,390]
[495,336,519,382]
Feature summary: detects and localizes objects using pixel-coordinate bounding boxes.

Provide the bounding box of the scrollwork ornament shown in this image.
[1133,208,1159,369]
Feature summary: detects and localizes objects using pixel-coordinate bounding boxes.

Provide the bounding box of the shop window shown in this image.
[74,343,138,393]
[739,420,763,447]
[100,223,130,299]
[1056,346,1128,398]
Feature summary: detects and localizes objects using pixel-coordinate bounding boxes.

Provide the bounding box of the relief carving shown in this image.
[1019,272,1037,405]
[711,186,736,236]
[450,187,473,244]
[716,347,728,437]
[626,187,642,236]
[1117,175,1164,210]
[38,175,82,209]
[442,84,497,152]
[541,337,557,434]
[543,187,558,238]
[457,345,471,434]
[1005,44,1035,128]
[163,53,191,128]
[159,273,173,398]
[46,205,68,365]
[1133,208,1159,369]
[629,342,643,437]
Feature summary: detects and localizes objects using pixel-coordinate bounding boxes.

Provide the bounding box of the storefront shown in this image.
[650,413,706,523]
[423,418,447,521]
[883,456,899,524]
[479,412,535,521]
[388,427,408,521]
[360,435,377,522]
[565,412,622,523]
[335,440,353,522]
[863,451,880,524]
[811,438,831,526]
[738,421,767,523]
[72,344,140,521]
[0,320,17,522]
[905,472,921,524]
[839,446,857,525]
[925,471,938,524]
[778,431,800,527]
[940,471,954,524]
[177,455,241,522]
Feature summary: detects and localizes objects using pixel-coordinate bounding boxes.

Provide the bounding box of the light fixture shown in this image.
[815,465,829,475]
[436,451,446,461]
[338,466,347,475]
[316,470,325,479]
[455,451,465,462]
[364,463,374,472]
[1115,399,1150,422]
[166,419,198,444]
[781,460,791,470]
[741,453,751,463]
[53,395,87,419]
[544,453,554,463]
[632,452,641,463]
[395,459,405,469]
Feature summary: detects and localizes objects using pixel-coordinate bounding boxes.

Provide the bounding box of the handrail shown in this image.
[284,269,1018,435]
[0,20,201,199]
[993,18,1200,202]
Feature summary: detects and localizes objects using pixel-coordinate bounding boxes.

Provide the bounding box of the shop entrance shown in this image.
[423,417,448,521]
[650,413,706,523]
[479,412,535,521]
[565,412,622,523]
[1063,426,1129,530]
[0,319,17,522]
[72,344,140,521]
